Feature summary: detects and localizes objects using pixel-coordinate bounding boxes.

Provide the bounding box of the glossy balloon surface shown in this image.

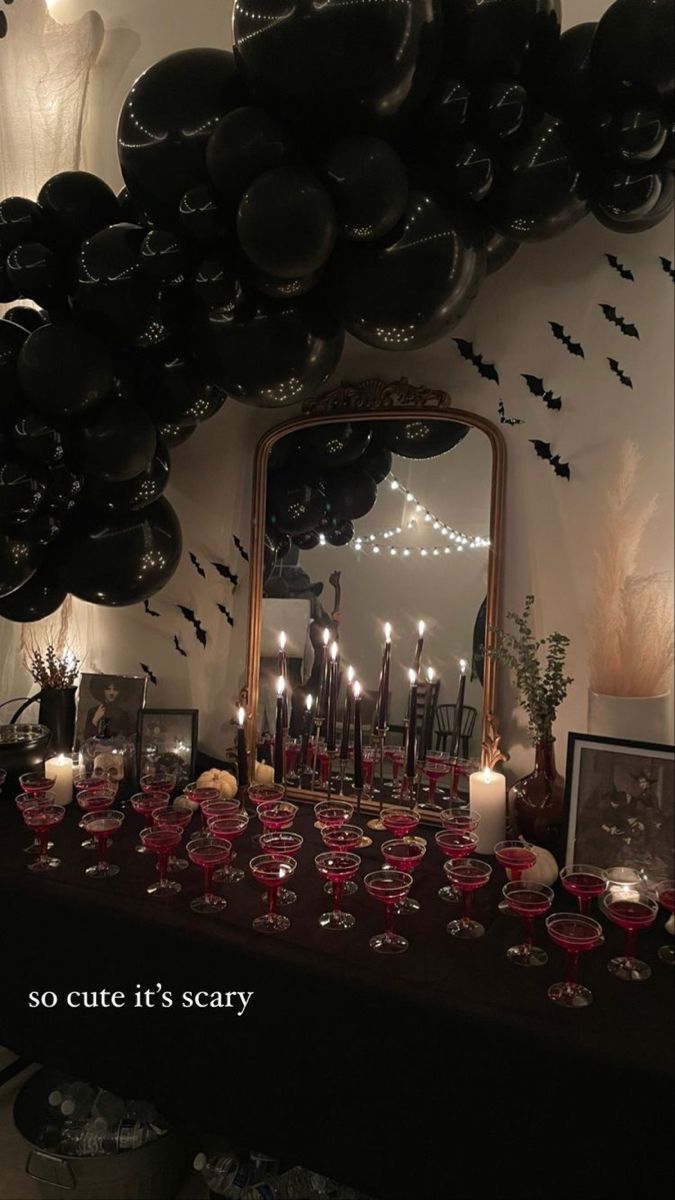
[207,106,289,202]
[269,476,326,535]
[326,469,378,521]
[62,497,182,606]
[377,418,470,459]
[298,423,372,469]
[320,137,408,241]
[442,0,561,85]
[0,567,66,623]
[76,402,157,483]
[0,198,46,253]
[18,323,113,419]
[0,532,39,598]
[487,115,588,241]
[591,0,674,104]
[238,168,336,279]
[85,440,170,512]
[37,172,119,243]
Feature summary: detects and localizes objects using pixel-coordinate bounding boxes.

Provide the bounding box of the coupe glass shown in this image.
[249,854,297,933]
[140,771,176,796]
[186,834,230,914]
[188,787,226,827]
[285,738,302,783]
[381,839,426,913]
[247,782,285,808]
[315,851,361,930]
[208,812,250,883]
[22,803,64,872]
[435,829,479,902]
[74,769,114,794]
[502,882,554,966]
[422,754,450,810]
[600,890,659,981]
[560,864,607,914]
[140,826,182,896]
[314,800,353,830]
[362,748,375,794]
[494,839,537,913]
[200,797,240,831]
[445,858,492,939]
[656,879,675,965]
[77,786,117,849]
[152,800,193,871]
[546,913,604,1007]
[381,807,421,841]
[257,800,298,846]
[81,809,124,879]
[19,772,56,796]
[364,869,413,954]
[15,792,55,855]
[439,809,481,834]
[130,790,169,852]
[320,824,364,895]
[258,831,303,905]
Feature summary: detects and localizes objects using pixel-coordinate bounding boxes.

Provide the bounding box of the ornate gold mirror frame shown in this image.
[245,378,507,808]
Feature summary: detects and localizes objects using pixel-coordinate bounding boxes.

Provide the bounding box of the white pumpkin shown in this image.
[254,761,275,784]
[666,914,675,936]
[196,768,238,799]
[507,845,559,885]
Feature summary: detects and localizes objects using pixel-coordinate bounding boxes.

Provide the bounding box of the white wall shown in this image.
[2,0,673,780]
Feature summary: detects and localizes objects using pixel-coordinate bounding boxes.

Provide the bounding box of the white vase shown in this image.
[588,691,673,744]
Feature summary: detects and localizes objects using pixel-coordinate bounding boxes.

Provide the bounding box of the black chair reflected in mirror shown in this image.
[435,704,478,757]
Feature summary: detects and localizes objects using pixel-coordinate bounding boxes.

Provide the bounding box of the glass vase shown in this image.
[511,738,565,861]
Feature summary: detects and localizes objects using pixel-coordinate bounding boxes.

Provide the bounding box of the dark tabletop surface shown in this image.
[0,795,672,1200]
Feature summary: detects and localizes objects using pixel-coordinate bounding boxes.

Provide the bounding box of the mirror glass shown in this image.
[255,415,496,803]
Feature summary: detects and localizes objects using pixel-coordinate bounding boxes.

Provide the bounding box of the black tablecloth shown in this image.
[0,798,672,1200]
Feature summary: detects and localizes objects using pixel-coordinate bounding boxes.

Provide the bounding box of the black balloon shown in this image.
[0,566,66,623]
[321,137,408,242]
[442,0,561,84]
[5,242,64,307]
[487,115,588,241]
[157,422,197,448]
[327,190,485,350]
[76,401,157,483]
[544,22,598,124]
[141,352,226,427]
[605,105,667,164]
[427,78,472,138]
[75,223,172,349]
[18,323,113,419]
[12,412,64,465]
[298,423,372,469]
[117,187,142,223]
[140,230,188,284]
[0,461,47,523]
[61,496,182,606]
[269,475,326,535]
[206,106,289,202]
[292,529,321,551]
[360,443,392,484]
[4,506,63,548]
[47,464,83,508]
[595,167,673,232]
[377,419,470,460]
[480,81,529,141]
[326,519,354,547]
[0,260,19,303]
[238,168,336,279]
[233,0,442,132]
[193,253,242,309]
[37,172,119,243]
[437,139,494,203]
[326,469,377,521]
[591,0,674,105]
[3,305,49,333]
[0,197,45,253]
[0,531,39,598]
[0,318,28,410]
[179,185,229,241]
[193,295,344,408]
[118,49,246,224]
[252,266,323,300]
[85,440,170,512]
[484,227,521,275]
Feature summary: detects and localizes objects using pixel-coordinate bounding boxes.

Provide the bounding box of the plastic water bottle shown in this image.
[194,1152,248,1197]
[92,1090,126,1127]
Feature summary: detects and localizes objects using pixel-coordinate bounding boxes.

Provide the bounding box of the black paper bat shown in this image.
[660,256,675,282]
[217,603,235,627]
[498,401,524,426]
[211,561,239,588]
[140,663,158,686]
[177,604,207,649]
[608,358,633,389]
[233,534,249,562]
[173,635,188,658]
[143,599,160,617]
[549,322,585,358]
[0,12,8,40]
[599,304,640,339]
[605,254,634,282]
[530,440,571,481]
[521,374,562,411]
[453,339,500,384]
[189,552,206,579]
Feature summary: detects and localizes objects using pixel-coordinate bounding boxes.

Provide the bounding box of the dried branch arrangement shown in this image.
[27,646,79,690]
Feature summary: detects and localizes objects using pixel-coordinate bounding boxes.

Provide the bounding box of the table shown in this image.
[0,798,672,1200]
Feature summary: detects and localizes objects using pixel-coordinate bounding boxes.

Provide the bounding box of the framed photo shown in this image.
[75,673,148,749]
[137,708,198,790]
[564,732,675,879]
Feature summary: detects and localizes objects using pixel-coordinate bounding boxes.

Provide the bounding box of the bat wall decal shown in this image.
[140,663,158,686]
[453,339,500,384]
[608,358,633,388]
[660,257,675,282]
[530,440,571,480]
[177,605,208,648]
[217,603,235,627]
[498,400,524,426]
[605,253,634,281]
[143,599,160,617]
[521,374,562,411]
[211,562,239,588]
[189,552,206,579]
[549,322,585,358]
[173,635,188,658]
[233,535,249,562]
[599,304,640,339]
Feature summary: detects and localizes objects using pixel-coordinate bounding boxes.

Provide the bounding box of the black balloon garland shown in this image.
[0,0,673,618]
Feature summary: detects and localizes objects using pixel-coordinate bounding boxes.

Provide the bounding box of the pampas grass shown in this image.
[589,442,674,697]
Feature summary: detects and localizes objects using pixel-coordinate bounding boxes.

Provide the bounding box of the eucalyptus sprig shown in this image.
[489,595,573,743]
[28,646,79,691]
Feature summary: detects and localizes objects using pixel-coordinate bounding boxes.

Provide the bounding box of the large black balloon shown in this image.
[3,305,49,333]
[320,137,408,242]
[140,230,188,285]
[85,440,170,512]
[141,352,226,427]
[292,529,321,551]
[37,172,119,243]
[117,49,246,224]
[76,402,157,483]
[0,566,66,623]
[487,115,588,241]
[436,139,495,204]
[327,191,485,350]
[484,226,521,275]
[479,81,529,141]
[377,419,470,460]
[360,443,392,484]
[252,265,323,300]
[12,412,64,465]
[0,198,46,253]
[591,0,674,105]
[427,78,472,139]
[326,469,377,521]
[3,506,63,549]
[233,0,442,133]
[157,422,197,448]
[179,185,229,242]
[0,532,39,598]
[0,260,19,303]
[5,242,64,308]
[238,168,336,279]
[442,0,561,85]
[193,295,344,408]
[298,423,372,469]
[325,519,354,547]
[269,476,326,535]
[193,252,242,309]
[605,105,667,164]
[0,318,28,412]
[0,461,47,523]
[61,497,182,607]
[206,106,289,203]
[544,23,597,123]
[595,167,674,232]
[18,323,113,419]
[75,223,172,349]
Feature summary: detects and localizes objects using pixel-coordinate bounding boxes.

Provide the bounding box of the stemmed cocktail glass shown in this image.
[381,807,421,841]
[285,738,302,784]
[130,791,169,852]
[257,800,297,847]
[600,890,658,981]
[435,829,479,902]
[81,810,124,879]
[546,913,604,1007]
[560,864,607,914]
[314,800,353,831]
[321,825,363,895]
[19,772,56,797]
[188,787,224,828]
[249,854,297,933]
[315,851,361,930]
[15,793,54,855]
[208,812,250,883]
[364,870,412,954]
[247,783,285,808]
[502,882,554,966]
[152,800,194,871]
[656,879,675,965]
[186,834,230,914]
[140,771,176,797]
[494,840,537,913]
[77,785,118,849]
[22,803,64,872]
[445,858,492,939]
[140,826,183,896]
[258,831,303,904]
[421,754,450,811]
[381,839,426,913]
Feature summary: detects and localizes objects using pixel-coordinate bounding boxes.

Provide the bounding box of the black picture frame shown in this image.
[75,673,148,749]
[563,731,675,879]
[137,708,198,790]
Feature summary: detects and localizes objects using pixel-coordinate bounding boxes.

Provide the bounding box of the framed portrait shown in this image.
[564,732,675,880]
[75,673,148,749]
[137,709,198,790]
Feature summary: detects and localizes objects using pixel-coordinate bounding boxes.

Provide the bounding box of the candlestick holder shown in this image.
[338,758,348,797]
[310,717,323,792]
[366,729,388,831]
[325,750,340,803]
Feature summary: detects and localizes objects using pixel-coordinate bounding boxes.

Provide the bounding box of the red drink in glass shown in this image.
[502,882,554,966]
[285,740,301,781]
[601,892,658,982]
[314,801,353,830]
[422,757,449,809]
[249,854,296,933]
[257,800,297,840]
[320,824,363,896]
[315,851,360,930]
[364,869,412,954]
[445,858,492,939]
[77,787,117,849]
[82,810,124,879]
[435,829,479,902]
[19,773,56,796]
[186,834,230,914]
[130,791,169,852]
[362,750,375,792]
[140,772,176,795]
[382,808,420,840]
[22,803,64,872]
[247,783,285,808]
[494,839,537,913]
[16,793,55,855]
[546,913,604,1007]
[152,802,193,871]
[140,826,182,896]
[381,839,426,914]
[560,864,607,914]
[208,812,250,884]
[656,879,675,966]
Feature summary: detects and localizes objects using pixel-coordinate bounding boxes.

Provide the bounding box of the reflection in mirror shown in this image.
[254,414,500,814]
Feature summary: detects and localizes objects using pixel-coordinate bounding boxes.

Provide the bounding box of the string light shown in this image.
[382,472,491,549]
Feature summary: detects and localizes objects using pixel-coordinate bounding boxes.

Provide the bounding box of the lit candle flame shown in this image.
[276,675,285,697]
[237,706,245,726]
[279,631,286,651]
[330,641,338,661]
[347,665,355,684]
[482,766,492,784]
[426,667,434,682]
[353,681,361,698]
[305,693,313,711]
[322,628,330,646]
[384,621,392,641]
[408,668,417,685]
[460,658,467,675]
[417,620,425,637]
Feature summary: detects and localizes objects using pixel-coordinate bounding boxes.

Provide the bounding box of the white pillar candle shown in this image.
[45,754,74,807]
[469,766,506,852]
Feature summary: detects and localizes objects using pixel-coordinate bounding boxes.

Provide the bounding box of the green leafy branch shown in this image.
[488,595,573,743]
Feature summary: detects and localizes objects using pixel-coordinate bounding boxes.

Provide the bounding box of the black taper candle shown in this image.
[404,670,418,778]
[236,706,249,787]
[449,660,467,757]
[299,694,313,770]
[326,643,339,752]
[338,670,354,761]
[352,683,363,790]
[273,677,285,784]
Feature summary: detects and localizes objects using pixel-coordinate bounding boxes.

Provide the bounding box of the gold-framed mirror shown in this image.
[245,378,506,816]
